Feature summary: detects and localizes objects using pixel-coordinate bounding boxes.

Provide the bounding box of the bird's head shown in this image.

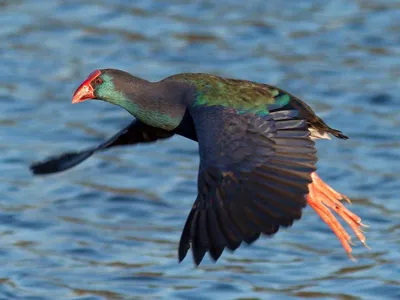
[72,69,148,105]
[71,69,187,130]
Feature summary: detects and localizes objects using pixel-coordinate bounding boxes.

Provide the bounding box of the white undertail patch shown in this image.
[309,127,331,141]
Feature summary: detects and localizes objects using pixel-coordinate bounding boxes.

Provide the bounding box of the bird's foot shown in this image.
[306,172,369,260]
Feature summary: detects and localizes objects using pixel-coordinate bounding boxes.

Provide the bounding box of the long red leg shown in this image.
[306,172,369,259]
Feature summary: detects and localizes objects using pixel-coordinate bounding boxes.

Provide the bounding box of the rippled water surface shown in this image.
[1,0,399,299]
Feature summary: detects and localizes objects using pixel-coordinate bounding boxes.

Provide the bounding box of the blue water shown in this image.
[1,0,399,299]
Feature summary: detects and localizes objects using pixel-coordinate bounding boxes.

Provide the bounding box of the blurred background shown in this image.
[1,0,399,299]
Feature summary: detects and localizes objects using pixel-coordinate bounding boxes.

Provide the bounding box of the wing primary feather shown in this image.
[178,207,196,262]
[193,211,208,265]
[247,179,304,202]
[273,152,318,164]
[190,210,206,265]
[207,208,226,261]
[247,191,303,223]
[269,110,299,120]
[273,137,314,147]
[242,205,279,235]
[265,161,316,180]
[226,200,260,238]
[215,206,243,250]
[253,168,310,192]
[275,144,316,154]
[275,119,306,130]
[243,232,261,244]
[275,130,309,138]
[245,184,302,221]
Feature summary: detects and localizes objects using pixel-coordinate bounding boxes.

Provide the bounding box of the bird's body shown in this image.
[31,69,368,265]
[166,72,347,139]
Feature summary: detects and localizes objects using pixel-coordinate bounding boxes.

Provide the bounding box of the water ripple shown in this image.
[1,0,399,299]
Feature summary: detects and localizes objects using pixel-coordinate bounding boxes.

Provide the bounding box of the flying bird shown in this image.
[31,69,368,265]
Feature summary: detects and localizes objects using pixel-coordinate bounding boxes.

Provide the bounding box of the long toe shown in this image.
[306,172,369,259]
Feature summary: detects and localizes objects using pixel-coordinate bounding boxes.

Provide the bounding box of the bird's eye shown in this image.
[93,77,103,85]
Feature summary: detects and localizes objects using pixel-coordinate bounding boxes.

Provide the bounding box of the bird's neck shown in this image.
[109,80,191,131]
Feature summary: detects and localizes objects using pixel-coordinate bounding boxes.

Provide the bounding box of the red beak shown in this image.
[72,70,101,104]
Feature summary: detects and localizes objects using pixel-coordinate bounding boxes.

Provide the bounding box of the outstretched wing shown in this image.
[178,106,317,265]
[30,120,174,175]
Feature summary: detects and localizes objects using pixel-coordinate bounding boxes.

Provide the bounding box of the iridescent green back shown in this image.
[166,73,291,115]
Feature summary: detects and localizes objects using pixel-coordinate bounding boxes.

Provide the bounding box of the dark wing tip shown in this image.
[178,208,195,263]
[179,200,230,266]
[208,245,224,262]
[30,150,94,175]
